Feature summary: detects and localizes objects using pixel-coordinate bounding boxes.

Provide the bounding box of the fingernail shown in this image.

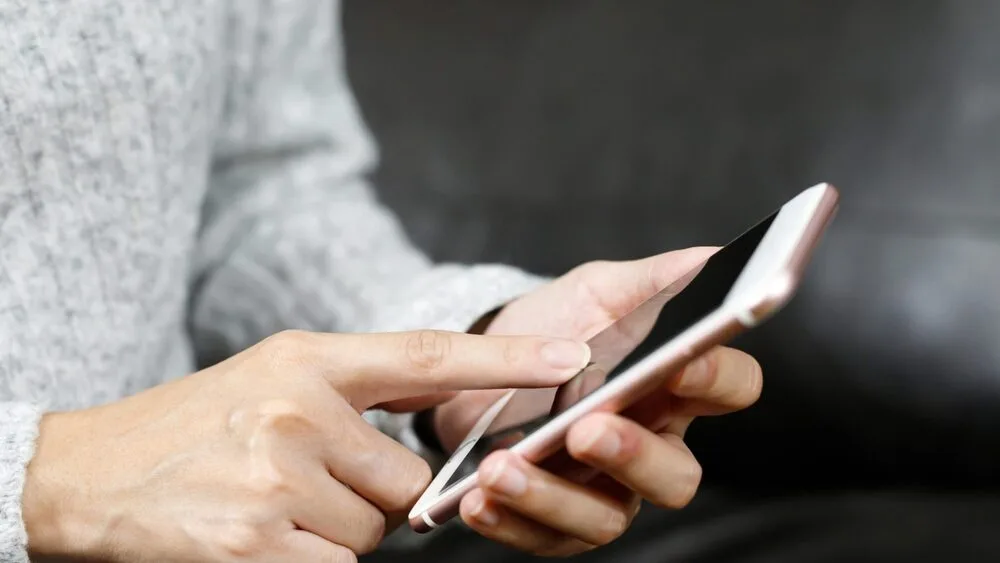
[483,457,528,497]
[541,340,591,373]
[469,494,499,527]
[677,355,710,392]
[581,425,621,458]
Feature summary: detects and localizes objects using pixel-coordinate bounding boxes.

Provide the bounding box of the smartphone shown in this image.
[408,183,840,532]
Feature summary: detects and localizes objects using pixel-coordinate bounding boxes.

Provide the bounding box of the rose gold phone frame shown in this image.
[409,184,840,532]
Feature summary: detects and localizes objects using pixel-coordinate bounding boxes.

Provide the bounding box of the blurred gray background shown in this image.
[345,1,1000,561]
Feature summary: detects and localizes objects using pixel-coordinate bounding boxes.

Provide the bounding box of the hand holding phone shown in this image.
[410,184,840,536]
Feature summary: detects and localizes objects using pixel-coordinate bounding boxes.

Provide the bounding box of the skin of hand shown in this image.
[433,248,764,556]
[21,329,590,562]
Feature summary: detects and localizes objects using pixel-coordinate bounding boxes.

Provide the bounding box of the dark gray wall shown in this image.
[344,1,1000,489]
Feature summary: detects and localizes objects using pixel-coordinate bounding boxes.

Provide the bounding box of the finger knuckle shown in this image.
[698,351,721,389]
[575,259,613,277]
[354,506,387,555]
[713,349,764,409]
[662,459,702,509]
[243,461,296,501]
[638,258,663,301]
[502,338,525,368]
[567,413,621,462]
[255,398,315,437]
[265,329,312,351]
[241,401,314,499]
[319,547,357,563]
[535,540,593,558]
[215,523,269,559]
[404,330,452,374]
[571,261,617,309]
[258,330,314,367]
[593,509,629,545]
[391,457,433,513]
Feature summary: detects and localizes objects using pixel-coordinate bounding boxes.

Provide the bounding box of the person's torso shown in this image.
[0,0,228,409]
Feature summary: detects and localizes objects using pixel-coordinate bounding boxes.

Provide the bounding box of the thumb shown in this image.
[323,330,590,410]
[568,247,717,326]
[622,246,717,302]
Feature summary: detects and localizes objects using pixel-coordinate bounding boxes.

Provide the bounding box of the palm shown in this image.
[434,247,715,451]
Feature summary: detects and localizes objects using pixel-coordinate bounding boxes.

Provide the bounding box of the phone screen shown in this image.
[437,212,778,494]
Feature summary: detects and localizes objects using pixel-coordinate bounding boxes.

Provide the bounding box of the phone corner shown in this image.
[408,512,435,534]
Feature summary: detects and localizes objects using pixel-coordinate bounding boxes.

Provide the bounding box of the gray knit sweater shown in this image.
[0,1,542,559]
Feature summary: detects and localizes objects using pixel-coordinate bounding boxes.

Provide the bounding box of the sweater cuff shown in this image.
[0,403,43,563]
[364,263,548,334]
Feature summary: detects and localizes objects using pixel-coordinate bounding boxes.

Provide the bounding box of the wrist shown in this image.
[23,411,104,560]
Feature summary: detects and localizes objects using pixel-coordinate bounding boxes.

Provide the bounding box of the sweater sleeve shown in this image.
[192,0,543,355]
[0,403,41,562]
[190,0,545,547]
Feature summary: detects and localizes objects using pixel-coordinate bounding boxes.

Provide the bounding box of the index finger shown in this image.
[325,330,591,409]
